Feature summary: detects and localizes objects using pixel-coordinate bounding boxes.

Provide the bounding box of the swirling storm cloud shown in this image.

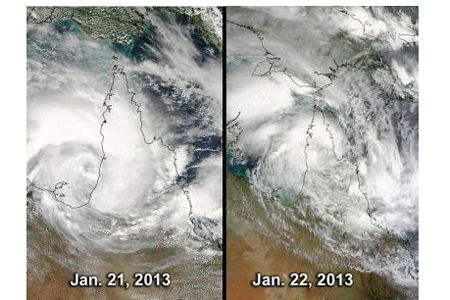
[27,7,222,298]
[227,6,418,294]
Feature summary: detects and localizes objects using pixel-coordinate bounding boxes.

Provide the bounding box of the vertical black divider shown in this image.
[221,6,227,300]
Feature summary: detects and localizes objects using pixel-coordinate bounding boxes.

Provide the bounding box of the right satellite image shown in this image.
[226,7,418,299]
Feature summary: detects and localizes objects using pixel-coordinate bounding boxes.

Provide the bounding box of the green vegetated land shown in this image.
[27,7,221,57]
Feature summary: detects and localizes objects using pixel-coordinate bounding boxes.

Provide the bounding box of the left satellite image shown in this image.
[26,7,222,299]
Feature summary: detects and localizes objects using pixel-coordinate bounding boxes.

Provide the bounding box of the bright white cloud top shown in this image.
[27,9,222,296]
[227,6,418,293]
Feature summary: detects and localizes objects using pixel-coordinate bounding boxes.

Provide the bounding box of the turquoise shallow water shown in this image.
[226,153,249,181]
[53,19,84,35]
[226,6,418,293]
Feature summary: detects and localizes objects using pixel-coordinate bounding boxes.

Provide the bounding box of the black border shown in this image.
[221,6,227,300]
